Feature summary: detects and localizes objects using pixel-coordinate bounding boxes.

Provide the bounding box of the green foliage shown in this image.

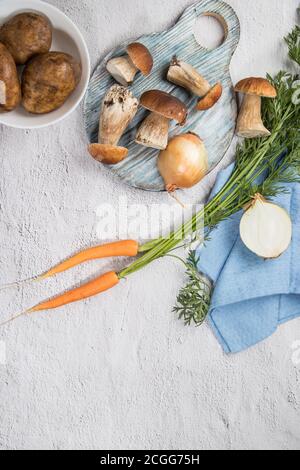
[173,252,212,327]
[285,23,300,66]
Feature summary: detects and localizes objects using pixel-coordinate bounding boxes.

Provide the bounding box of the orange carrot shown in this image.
[39,240,139,280]
[0,272,120,326]
[31,271,120,312]
[0,271,121,326]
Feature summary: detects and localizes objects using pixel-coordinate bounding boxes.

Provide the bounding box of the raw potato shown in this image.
[0,13,52,65]
[22,52,82,114]
[0,42,21,112]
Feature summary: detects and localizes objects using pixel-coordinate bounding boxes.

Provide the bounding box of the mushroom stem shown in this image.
[236,94,271,138]
[167,58,211,97]
[135,113,170,150]
[88,85,138,165]
[106,56,138,87]
[99,85,139,145]
[106,43,153,86]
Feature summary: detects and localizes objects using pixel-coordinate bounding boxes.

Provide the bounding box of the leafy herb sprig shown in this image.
[174,252,212,326]
[285,10,300,65]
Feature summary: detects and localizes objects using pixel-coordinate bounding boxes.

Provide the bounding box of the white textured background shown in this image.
[0,0,300,451]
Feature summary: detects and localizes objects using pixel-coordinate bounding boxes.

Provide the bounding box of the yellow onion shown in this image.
[158,133,208,192]
[240,194,292,259]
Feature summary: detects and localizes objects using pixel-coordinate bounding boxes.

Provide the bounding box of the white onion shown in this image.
[158,133,208,192]
[240,194,292,259]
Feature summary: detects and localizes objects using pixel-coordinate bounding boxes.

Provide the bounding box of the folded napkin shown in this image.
[197,163,300,354]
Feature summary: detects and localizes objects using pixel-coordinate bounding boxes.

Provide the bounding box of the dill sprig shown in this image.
[173,252,212,326]
[285,12,300,66]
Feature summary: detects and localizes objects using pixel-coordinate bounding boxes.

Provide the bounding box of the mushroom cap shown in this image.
[196,82,223,111]
[88,144,128,165]
[235,77,277,98]
[126,43,153,76]
[140,90,188,124]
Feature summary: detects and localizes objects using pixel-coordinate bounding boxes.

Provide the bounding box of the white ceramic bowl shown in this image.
[0,0,90,129]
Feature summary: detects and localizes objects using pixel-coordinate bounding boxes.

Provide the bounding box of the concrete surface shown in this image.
[0,0,300,451]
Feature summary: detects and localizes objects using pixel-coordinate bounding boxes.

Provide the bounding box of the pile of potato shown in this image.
[0,12,82,114]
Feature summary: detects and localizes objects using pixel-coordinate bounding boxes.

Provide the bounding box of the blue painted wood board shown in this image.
[84,0,240,192]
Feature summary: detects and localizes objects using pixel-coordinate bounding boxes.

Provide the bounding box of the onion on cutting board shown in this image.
[157,132,208,192]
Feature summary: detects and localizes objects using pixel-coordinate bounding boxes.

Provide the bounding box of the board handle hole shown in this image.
[193,13,227,50]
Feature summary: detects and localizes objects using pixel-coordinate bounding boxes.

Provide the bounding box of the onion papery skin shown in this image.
[158,133,208,191]
[240,194,292,259]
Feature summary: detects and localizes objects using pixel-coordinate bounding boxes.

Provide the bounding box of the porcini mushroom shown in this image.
[167,57,223,111]
[135,90,188,150]
[167,57,210,97]
[88,84,138,164]
[99,85,139,145]
[196,82,223,111]
[106,42,153,87]
[235,77,277,138]
[88,144,128,165]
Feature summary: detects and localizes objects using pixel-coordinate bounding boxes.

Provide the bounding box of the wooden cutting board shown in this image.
[84,0,240,192]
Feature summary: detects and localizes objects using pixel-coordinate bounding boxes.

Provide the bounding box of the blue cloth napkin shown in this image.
[197,163,300,354]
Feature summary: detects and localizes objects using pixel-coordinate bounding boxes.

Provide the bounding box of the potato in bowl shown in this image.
[0,41,21,112]
[0,0,90,129]
[0,12,52,65]
[22,51,82,114]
